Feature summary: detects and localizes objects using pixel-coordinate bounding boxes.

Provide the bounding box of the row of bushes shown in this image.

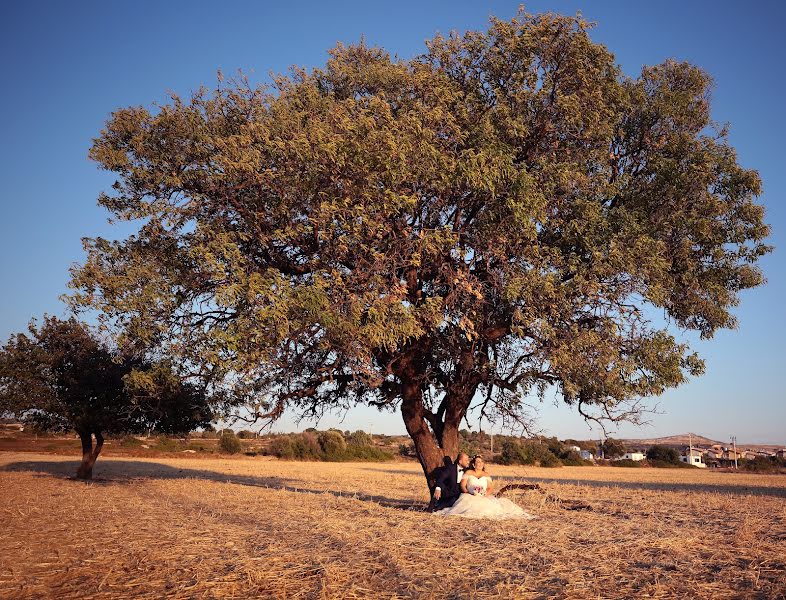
[114,428,391,459]
[739,456,786,472]
[269,430,393,461]
[495,439,594,467]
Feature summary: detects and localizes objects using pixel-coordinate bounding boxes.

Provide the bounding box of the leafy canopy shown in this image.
[0,316,213,436]
[67,8,771,438]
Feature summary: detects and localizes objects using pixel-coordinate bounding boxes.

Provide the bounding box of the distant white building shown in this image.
[580,449,594,461]
[618,452,645,461]
[680,449,707,468]
[569,445,582,453]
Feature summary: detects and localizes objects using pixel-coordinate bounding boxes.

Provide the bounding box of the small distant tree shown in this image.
[0,316,213,479]
[601,437,626,459]
[218,429,242,454]
[347,429,373,447]
[646,444,680,464]
[318,430,347,457]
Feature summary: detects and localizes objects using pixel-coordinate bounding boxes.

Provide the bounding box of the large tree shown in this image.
[67,9,771,489]
[0,316,213,479]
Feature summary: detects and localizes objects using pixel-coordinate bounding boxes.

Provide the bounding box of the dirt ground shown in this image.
[1,452,784,599]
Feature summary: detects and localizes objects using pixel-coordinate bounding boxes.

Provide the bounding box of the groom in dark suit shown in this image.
[433,452,471,510]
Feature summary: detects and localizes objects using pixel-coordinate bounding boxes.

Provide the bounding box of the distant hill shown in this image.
[619,433,722,447]
[618,432,784,451]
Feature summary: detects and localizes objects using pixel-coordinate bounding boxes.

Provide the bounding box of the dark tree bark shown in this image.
[398,346,481,495]
[401,383,446,489]
[76,430,104,480]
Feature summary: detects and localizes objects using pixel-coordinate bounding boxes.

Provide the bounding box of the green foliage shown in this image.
[646,445,681,464]
[218,430,242,454]
[610,459,644,468]
[398,442,414,457]
[317,430,347,456]
[153,435,184,452]
[498,439,562,467]
[342,445,393,461]
[237,430,257,439]
[347,430,373,447]
[0,316,213,440]
[119,436,144,448]
[648,459,695,469]
[65,7,771,478]
[739,456,786,472]
[269,431,392,462]
[185,442,209,452]
[602,438,627,459]
[560,450,592,466]
[270,432,322,460]
[564,439,598,453]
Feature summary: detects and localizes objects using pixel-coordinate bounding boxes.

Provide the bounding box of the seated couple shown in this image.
[432,452,536,520]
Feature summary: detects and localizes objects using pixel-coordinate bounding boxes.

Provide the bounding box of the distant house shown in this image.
[618,452,645,461]
[580,449,594,461]
[569,445,582,453]
[680,449,707,468]
[776,449,786,460]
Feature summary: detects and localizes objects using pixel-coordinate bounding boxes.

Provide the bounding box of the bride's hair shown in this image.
[470,454,486,472]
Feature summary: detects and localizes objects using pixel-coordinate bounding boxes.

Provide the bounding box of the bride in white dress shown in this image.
[434,455,537,520]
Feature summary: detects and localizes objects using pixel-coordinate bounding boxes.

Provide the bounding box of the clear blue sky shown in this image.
[1,1,784,443]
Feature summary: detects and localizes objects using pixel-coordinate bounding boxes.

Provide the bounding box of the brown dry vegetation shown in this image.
[1,452,785,599]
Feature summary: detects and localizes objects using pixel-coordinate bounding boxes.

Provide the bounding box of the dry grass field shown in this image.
[1,452,785,599]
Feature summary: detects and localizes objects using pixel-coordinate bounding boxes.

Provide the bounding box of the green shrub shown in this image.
[347,430,373,447]
[648,459,695,469]
[601,438,626,459]
[269,433,323,460]
[560,450,592,466]
[237,430,257,439]
[270,435,295,459]
[119,436,144,448]
[154,436,183,452]
[610,459,644,467]
[218,431,242,454]
[398,442,414,457]
[740,456,786,472]
[318,430,347,458]
[537,448,562,467]
[268,431,393,462]
[646,445,681,464]
[498,439,562,467]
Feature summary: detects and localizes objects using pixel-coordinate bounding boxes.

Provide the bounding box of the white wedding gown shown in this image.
[435,475,537,520]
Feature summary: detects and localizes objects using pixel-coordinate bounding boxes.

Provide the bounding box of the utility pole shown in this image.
[731,436,738,469]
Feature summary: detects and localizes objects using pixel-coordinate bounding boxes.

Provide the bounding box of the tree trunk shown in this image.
[400,382,449,490]
[76,431,104,480]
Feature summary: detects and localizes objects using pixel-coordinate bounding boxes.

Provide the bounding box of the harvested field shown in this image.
[1,452,785,599]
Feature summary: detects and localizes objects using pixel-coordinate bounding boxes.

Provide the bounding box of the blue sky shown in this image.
[1,1,784,443]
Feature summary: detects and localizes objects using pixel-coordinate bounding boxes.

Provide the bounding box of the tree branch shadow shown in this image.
[0,459,429,511]
[522,475,786,499]
[357,466,786,499]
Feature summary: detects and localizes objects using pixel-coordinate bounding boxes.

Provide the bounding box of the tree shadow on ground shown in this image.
[0,459,428,511]
[519,475,786,499]
[357,467,786,499]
